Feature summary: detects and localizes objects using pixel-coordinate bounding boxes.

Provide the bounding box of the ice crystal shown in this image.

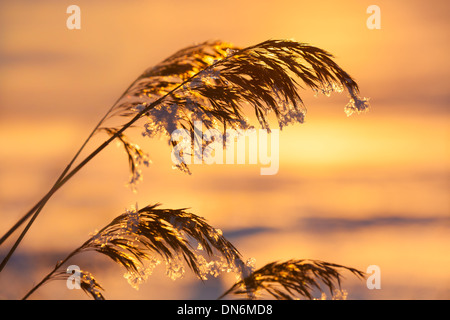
[225,48,238,57]
[165,256,186,281]
[101,127,151,192]
[141,103,182,139]
[313,82,344,97]
[234,257,257,281]
[126,150,151,192]
[194,255,249,281]
[277,102,306,129]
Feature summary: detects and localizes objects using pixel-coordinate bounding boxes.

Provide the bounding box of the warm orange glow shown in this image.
[0,0,448,300]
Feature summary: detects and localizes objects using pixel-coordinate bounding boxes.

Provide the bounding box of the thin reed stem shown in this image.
[21,249,79,300]
[2,39,369,300]
[0,59,225,272]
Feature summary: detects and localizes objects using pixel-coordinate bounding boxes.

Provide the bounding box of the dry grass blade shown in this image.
[219,259,365,300]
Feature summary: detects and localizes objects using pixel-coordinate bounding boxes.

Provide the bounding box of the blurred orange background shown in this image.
[0,0,449,299]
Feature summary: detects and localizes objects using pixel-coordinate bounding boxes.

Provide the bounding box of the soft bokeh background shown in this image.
[0,0,449,299]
